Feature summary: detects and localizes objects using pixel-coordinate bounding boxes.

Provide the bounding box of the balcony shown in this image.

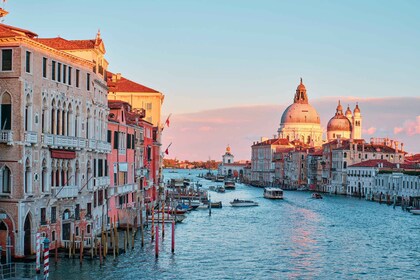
[97,140,111,153]
[0,130,13,144]
[108,184,136,197]
[95,176,110,187]
[42,134,86,150]
[88,139,96,150]
[52,185,79,199]
[24,131,38,144]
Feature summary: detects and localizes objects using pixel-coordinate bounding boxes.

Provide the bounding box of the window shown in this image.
[113,131,119,149]
[51,60,56,81]
[25,51,31,73]
[68,67,72,85]
[76,69,80,87]
[40,208,46,225]
[57,63,61,82]
[75,204,80,220]
[87,73,91,90]
[2,49,12,71]
[51,206,56,223]
[0,92,12,130]
[63,65,67,84]
[146,103,152,110]
[87,202,92,216]
[1,166,11,193]
[107,130,112,143]
[42,57,47,78]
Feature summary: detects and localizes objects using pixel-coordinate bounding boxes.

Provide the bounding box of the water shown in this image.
[49,169,420,279]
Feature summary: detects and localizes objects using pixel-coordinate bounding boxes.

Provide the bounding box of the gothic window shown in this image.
[1,165,11,193]
[24,158,32,194]
[0,92,11,130]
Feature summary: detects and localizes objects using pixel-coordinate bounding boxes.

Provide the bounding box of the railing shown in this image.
[42,133,87,149]
[52,185,79,199]
[135,168,148,177]
[108,184,136,197]
[88,139,96,150]
[95,176,110,187]
[0,130,13,143]
[24,131,37,144]
[97,140,112,153]
[0,263,38,279]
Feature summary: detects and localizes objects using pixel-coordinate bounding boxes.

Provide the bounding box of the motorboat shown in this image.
[209,201,222,208]
[224,180,236,190]
[312,193,323,199]
[216,186,225,193]
[409,208,420,215]
[230,199,259,207]
[147,213,186,223]
[263,187,283,199]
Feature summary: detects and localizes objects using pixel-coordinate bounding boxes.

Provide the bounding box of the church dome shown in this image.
[327,101,352,131]
[280,103,321,124]
[280,78,320,125]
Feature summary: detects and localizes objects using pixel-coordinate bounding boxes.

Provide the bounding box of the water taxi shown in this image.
[224,180,236,190]
[230,199,259,207]
[409,208,420,215]
[311,193,323,199]
[263,187,284,199]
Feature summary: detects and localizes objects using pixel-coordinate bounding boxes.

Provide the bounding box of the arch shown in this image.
[62,209,71,240]
[25,157,32,194]
[75,106,80,137]
[24,213,32,255]
[1,165,11,193]
[0,91,12,130]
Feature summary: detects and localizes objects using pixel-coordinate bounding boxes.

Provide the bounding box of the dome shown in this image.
[280,103,321,124]
[354,103,360,114]
[280,78,320,124]
[345,105,352,116]
[327,115,352,131]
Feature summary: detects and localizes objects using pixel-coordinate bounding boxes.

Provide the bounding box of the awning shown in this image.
[50,149,76,159]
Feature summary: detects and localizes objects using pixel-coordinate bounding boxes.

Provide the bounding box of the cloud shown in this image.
[162,97,420,161]
[394,116,420,136]
[363,127,377,135]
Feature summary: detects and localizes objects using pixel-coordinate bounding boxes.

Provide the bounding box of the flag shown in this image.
[164,142,172,155]
[165,114,172,127]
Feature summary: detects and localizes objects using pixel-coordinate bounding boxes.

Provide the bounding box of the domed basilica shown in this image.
[327,101,362,141]
[277,79,323,147]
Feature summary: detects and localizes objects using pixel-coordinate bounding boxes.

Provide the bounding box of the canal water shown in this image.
[49,169,420,279]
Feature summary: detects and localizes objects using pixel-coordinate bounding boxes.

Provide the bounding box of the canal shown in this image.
[49,169,420,279]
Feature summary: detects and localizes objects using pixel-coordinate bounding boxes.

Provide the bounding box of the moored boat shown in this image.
[147,213,186,223]
[216,186,225,193]
[209,201,222,208]
[230,199,259,207]
[263,187,283,199]
[409,208,420,215]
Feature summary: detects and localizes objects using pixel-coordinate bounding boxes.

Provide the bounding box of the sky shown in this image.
[4,1,419,160]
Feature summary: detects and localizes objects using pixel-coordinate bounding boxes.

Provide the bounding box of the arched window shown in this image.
[75,106,79,137]
[25,94,31,131]
[0,92,12,130]
[1,165,11,193]
[86,108,90,139]
[42,98,47,133]
[25,158,32,194]
[51,99,56,134]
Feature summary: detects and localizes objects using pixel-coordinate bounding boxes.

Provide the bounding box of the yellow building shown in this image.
[107,72,164,127]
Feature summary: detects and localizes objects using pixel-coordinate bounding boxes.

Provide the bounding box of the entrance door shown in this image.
[62,223,71,241]
[0,221,7,261]
[24,215,31,256]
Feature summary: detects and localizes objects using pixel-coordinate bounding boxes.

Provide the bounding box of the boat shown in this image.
[215,175,225,182]
[311,193,323,199]
[209,186,216,191]
[230,199,259,207]
[164,206,188,215]
[409,208,420,215]
[209,201,222,208]
[216,186,225,193]
[147,213,186,223]
[224,180,236,190]
[263,187,283,199]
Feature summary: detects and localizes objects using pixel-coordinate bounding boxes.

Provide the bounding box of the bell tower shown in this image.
[352,103,362,139]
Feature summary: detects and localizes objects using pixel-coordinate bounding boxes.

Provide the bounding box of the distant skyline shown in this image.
[5,1,419,159]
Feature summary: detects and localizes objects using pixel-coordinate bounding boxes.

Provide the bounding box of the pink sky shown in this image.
[162,97,420,161]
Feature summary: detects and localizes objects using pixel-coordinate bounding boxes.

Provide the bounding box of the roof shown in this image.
[35,37,102,50]
[0,23,37,39]
[405,154,420,164]
[349,159,415,169]
[107,72,159,93]
[252,138,291,147]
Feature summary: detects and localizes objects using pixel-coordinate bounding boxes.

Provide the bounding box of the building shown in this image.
[277,79,323,147]
[217,145,247,179]
[107,72,164,127]
[327,101,362,142]
[0,22,110,258]
[347,160,419,205]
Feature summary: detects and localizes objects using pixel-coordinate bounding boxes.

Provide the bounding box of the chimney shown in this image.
[401,143,404,153]
[116,73,122,80]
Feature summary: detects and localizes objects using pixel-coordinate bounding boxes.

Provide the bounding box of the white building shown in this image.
[218,145,246,178]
